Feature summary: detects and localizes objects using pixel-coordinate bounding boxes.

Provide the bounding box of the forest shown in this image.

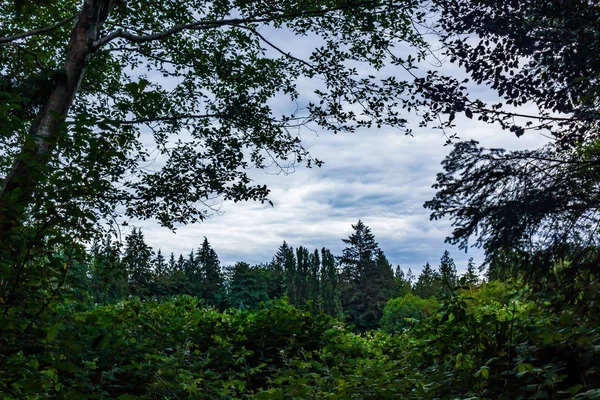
[1,0,600,398]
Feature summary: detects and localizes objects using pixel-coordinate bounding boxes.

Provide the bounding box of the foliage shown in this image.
[425,139,600,286]
[339,220,395,332]
[425,0,600,145]
[381,293,439,334]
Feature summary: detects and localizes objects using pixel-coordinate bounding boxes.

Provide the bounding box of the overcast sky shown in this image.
[132,19,549,276]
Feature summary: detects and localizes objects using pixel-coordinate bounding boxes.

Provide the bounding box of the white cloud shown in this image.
[134,22,550,277]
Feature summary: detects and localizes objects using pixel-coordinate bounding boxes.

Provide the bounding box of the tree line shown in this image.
[84,220,480,332]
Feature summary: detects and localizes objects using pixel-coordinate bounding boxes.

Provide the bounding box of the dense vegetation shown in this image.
[2,0,600,398]
[2,220,600,398]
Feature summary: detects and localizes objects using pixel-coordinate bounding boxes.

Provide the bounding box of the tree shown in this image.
[320,247,342,318]
[438,250,458,295]
[0,1,434,306]
[422,0,600,146]
[89,236,127,302]
[122,227,154,296]
[394,266,412,297]
[339,220,379,282]
[339,221,394,331]
[195,237,224,307]
[425,140,600,282]
[462,257,480,287]
[413,262,439,299]
[226,262,269,309]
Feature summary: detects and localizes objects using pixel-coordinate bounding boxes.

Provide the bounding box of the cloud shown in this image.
[134,22,550,277]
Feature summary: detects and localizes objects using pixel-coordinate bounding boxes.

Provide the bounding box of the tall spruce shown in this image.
[414,262,439,299]
[462,257,480,287]
[226,262,269,309]
[320,248,342,318]
[438,250,458,296]
[89,236,127,303]
[122,228,154,297]
[339,221,394,332]
[196,237,224,307]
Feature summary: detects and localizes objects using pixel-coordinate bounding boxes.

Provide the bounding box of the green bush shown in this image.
[380,293,439,333]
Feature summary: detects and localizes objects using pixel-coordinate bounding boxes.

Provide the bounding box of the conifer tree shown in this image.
[462,257,480,287]
[414,262,439,299]
[394,266,412,297]
[122,228,154,297]
[196,237,224,307]
[339,221,394,331]
[438,250,459,296]
[155,250,168,277]
[89,236,127,303]
[226,262,269,309]
[320,248,342,318]
[272,241,295,299]
[151,249,171,297]
[308,249,321,304]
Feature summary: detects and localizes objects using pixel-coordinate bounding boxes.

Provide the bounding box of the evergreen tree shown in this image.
[267,242,291,299]
[196,237,224,307]
[226,262,269,309]
[89,236,127,303]
[320,248,342,318]
[438,250,458,296]
[394,266,412,297]
[462,257,480,287]
[122,228,154,297]
[155,250,168,277]
[406,268,415,287]
[414,262,439,299]
[339,220,379,282]
[339,221,394,332]
[168,253,177,274]
[308,249,321,304]
[151,249,171,297]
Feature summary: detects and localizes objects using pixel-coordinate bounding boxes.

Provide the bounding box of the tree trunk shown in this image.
[0,0,113,300]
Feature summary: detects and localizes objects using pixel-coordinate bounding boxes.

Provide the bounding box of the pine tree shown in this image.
[339,221,393,331]
[155,250,168,276]
[320,248,342,318]
[226,262,269,309]
[462,257,480,287]
[267,242,291,299]
[196,237,224,307]
[438,250,458,296]
[406,268,415,286]
[89,236,127,303]
[151,249,171,297]
[168,253,176,274]
[414,262,439,299]
[122,228,154,297]
[339,220,379,282]
[394,266,412,297]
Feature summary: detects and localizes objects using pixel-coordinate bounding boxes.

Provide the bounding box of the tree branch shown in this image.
[93,1,379,49]
[0,15,76,44]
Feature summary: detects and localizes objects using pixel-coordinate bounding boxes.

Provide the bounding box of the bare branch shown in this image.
[0,15,76,44]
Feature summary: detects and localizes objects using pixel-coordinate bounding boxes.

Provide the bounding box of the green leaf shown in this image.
[46,322,62,342]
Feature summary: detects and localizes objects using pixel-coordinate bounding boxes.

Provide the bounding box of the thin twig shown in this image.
[0,15,76,44]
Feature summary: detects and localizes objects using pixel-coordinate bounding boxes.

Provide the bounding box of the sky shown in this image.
[133,15,549,276]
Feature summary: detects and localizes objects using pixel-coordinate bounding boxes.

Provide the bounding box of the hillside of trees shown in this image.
[2,0,600,398]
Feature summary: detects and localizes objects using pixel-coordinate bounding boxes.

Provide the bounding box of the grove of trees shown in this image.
[2,0,600,398]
